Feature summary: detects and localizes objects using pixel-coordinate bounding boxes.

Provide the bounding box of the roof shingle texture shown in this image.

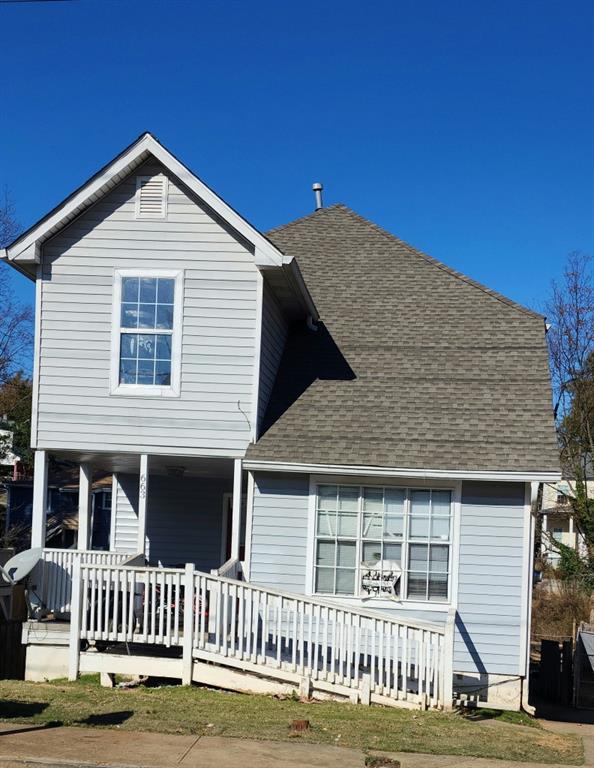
[247,205,560,473]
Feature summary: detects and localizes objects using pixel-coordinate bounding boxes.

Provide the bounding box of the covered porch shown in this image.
[29,450,246,617]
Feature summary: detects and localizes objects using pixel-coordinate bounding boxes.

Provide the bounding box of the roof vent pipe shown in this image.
[312,182,323,211]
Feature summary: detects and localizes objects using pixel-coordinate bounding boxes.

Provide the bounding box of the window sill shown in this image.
[110,384,180,398]
[312,593,451,611]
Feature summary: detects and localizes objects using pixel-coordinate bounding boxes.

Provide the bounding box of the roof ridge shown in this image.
[265,203,346,236]
[270,203,542,320]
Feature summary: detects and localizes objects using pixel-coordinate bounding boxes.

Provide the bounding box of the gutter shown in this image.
[242,460,562,484]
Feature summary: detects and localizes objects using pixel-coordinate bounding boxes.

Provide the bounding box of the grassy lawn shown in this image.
[0,676,583,765]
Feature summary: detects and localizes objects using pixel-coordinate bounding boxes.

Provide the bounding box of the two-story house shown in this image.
[1,133,560,710]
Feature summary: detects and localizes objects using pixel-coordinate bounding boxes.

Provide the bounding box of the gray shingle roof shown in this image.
[247,204,560,473]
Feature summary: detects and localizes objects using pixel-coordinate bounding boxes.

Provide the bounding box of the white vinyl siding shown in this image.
[249,473,529,678]
[455,481,527,676]
[113,473,139,553]
[36,161,258,456]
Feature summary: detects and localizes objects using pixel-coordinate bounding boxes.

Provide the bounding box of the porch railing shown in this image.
[210,556,242,580]
[37,549,131,616]
[69,561,455,709]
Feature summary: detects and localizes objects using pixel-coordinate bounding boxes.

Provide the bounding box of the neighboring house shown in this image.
[3,467,113,551]
[539,474,592,566]
[0,429,21,477]
[0,133,560,710]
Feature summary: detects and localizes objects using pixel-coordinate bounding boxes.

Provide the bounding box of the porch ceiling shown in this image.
[50,450,235,479]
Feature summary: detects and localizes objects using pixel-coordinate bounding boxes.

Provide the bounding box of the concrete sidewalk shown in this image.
[0,723,365,768]
[0,720,591,768]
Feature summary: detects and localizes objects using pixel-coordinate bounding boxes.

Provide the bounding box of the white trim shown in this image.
[137,454,149,554]
[519,482,534,677]
[109,268,183,398]
[134,174,168,219]
[30,263,42,449]
[221,492,232,563]
[77,462,92,551]
[450,481,462,612]
[231,458,243,560]
[31,449,48,549]
[7,133,285,269]
[306,476,456,608]
[109,473,118,551]
[250,271,264,442]
[305,475,316,596]
[243,470,255,580]
[522,481,538,711]
[244,460,561,484]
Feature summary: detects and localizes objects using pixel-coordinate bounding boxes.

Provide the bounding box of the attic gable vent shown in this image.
[135,175,168,219]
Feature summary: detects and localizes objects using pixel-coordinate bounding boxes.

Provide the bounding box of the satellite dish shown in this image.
[0,547,43,584]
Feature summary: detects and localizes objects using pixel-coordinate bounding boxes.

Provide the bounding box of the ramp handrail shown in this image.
[68,561,453,708]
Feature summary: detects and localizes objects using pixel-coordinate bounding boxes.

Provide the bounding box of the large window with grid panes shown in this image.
[314,484,452,602]
[110,269,182,397]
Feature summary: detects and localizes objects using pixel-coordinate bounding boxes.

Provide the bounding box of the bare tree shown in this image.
[0,193,33,388]
[546,251,594,558]
[0,189,20,249]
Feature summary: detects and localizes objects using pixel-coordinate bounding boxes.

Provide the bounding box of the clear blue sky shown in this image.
[1,0,592,315]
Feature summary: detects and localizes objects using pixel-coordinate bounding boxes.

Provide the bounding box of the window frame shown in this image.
[110,268,183,397]
[308,478,458,607]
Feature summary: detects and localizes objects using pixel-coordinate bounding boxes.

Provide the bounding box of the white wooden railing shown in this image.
[37,549,131,616]
[68,561,454,709]
[210,556,242,580]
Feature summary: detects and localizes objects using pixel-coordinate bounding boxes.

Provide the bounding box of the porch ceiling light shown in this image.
[165,465,186,478]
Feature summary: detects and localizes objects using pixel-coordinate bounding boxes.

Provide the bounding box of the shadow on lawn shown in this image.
[76,711,133,727]
[0,701,49,718]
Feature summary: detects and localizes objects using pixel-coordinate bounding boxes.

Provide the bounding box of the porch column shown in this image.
[569,514,574,539]
[137,454,149,554]
[231,458,242,560]
[77,463,93,551]
[31,449,48,549]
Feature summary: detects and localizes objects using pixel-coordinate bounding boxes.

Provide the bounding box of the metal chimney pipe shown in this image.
[312,182,323,210]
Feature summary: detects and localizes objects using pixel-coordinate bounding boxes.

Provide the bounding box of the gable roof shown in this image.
[3,132,286,269]
[246,204,560,476]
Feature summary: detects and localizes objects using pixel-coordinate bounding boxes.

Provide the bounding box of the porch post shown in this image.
[77,463,93,551]
[31,449,48,549]
[231,458,242,560]
[137,454,149,554]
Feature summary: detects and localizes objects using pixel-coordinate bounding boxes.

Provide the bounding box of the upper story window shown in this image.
[110,269,183,397]
[314,484,453,603]
[135,175,168,219]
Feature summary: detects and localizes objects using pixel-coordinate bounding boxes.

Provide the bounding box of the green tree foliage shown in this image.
[0,372,33,471]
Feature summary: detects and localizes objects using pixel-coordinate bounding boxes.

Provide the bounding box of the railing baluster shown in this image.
[222,581,229,657]
[127,569,135,642]
[230,582,238,657]
[275,597,282,668]
[260,591,268,663]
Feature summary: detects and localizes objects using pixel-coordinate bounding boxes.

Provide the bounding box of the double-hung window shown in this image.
[111,270,183,396]
[314,485,453,603]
